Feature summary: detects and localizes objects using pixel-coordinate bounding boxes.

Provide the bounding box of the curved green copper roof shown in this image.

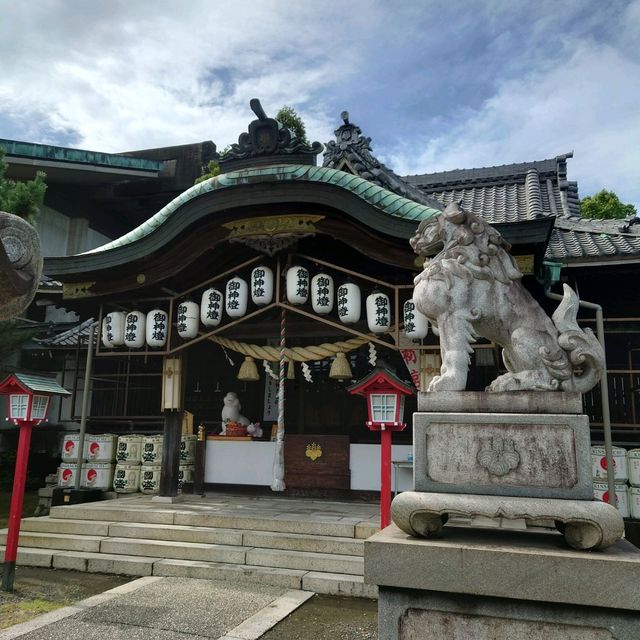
[85,164,442,254]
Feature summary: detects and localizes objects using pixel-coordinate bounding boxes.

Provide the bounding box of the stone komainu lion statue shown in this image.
[0,211,42,320]
[411,202,604,393]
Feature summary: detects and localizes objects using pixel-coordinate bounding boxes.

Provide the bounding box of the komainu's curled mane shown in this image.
[411,202,604,393]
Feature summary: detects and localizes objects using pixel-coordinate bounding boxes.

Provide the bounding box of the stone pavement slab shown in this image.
[0,576,309,640]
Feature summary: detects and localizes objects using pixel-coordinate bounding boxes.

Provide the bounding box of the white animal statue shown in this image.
[220,391,250,435]
[246,422,263,438]
[411,202,605,393]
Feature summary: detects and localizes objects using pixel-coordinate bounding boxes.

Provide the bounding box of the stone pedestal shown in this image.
[366,525,640,639]
[396,391,624,550]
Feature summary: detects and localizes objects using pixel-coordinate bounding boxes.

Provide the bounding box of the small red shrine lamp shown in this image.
[348,364,414,528]
[0,373,70,591]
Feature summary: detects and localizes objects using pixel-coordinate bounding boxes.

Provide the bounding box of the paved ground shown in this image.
[0,575,376,640]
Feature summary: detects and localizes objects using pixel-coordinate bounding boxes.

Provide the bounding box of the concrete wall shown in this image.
[36,205,111,257]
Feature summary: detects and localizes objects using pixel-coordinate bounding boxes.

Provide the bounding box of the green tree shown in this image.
[275,105,308,144]
[194,159,221,184]
[581,189,637,220]
[0,148,47,224]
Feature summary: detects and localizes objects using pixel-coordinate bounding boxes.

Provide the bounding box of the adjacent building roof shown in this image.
[548,215,640,263]
[35,317,97,347]
[323,114,638,264]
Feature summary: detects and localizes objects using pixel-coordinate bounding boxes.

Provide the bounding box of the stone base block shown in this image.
[392,491,624,550]
[378,588,640,639]
[366,526,640,639]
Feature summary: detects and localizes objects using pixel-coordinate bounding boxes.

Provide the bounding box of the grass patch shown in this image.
[0,598,66,629]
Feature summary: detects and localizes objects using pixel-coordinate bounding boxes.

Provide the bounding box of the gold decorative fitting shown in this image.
[222,214,324,239]
[305,442,322,461]
[237,356,260,382]
[136,273,146,284]
[514,254,535,275]
[62,282,96,299]
[329,351,352,380]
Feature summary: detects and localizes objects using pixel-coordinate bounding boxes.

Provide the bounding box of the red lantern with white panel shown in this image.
[348,365,414,528]
[0,373,70,591]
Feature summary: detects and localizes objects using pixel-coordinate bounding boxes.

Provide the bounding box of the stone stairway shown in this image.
[0,493,379,598]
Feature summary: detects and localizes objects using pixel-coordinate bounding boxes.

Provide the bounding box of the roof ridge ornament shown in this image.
[219,99,323,172]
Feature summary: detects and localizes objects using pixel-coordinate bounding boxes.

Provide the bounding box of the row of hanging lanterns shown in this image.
[102,265,429,349]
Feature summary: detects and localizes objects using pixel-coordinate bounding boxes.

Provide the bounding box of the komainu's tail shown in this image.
[546,284,605,392]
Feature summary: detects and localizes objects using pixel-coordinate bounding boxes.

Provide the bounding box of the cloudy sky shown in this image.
[1,0,639,207]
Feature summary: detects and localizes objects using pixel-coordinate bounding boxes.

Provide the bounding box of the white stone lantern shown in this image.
[201,287,223,327]
[251,266,274,306]
[101,311,125,348]
[403,299,429,340]
[177,301,199,339]
[145,309,168,348]
[124,311,146,348]
[286,266,309,305]
[225,276,248,317]
[311,273,334,314]
[337,282,361,324]
[366,290,391,334]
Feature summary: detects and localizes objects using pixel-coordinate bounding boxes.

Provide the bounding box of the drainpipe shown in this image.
[545,287,615,506]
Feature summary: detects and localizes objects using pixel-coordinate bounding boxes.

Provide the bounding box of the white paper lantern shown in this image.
[251,266,274,306]
[102,311,125,348]
[124,311,146,348]
[201,287,223,327]
[311,273,334,314]
[403,299,429,340]
[225,277,248,317]
[286,266,309,305]
[366,291,391,333]
[146,309,168,348]
[177,301,199,339]
[337,282,361,324]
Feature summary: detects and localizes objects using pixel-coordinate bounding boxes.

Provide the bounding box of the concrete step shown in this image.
[49,503,364,538]
[244,530,363,556]
[153,558,307,590]
[99,537,247,564]
[245,547,364,576]
[302,571,377,599]
[0,530,105,552]
[107,522,244,546]
[20,516,113,536]
[49,504,177,525]
[52,550,157,576]
[0,545,53,568]
[173,512,358,538]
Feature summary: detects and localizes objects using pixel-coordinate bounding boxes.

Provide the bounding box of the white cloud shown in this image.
[0,0,362,151]
[387,36,640,208]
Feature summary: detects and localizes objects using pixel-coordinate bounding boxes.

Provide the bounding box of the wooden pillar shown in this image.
[160,410,182,497]
[159,355,183,499]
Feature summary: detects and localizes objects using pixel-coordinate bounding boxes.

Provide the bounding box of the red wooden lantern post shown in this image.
[348,365,414,528]
[0,373,70,591]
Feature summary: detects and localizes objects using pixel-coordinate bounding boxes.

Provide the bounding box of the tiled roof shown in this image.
[322,112,444,210]
[11,372,71,395]
[547,217,640,262]
[322,114,581,225]
[35,318,97,346]
[404,157,581,222]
